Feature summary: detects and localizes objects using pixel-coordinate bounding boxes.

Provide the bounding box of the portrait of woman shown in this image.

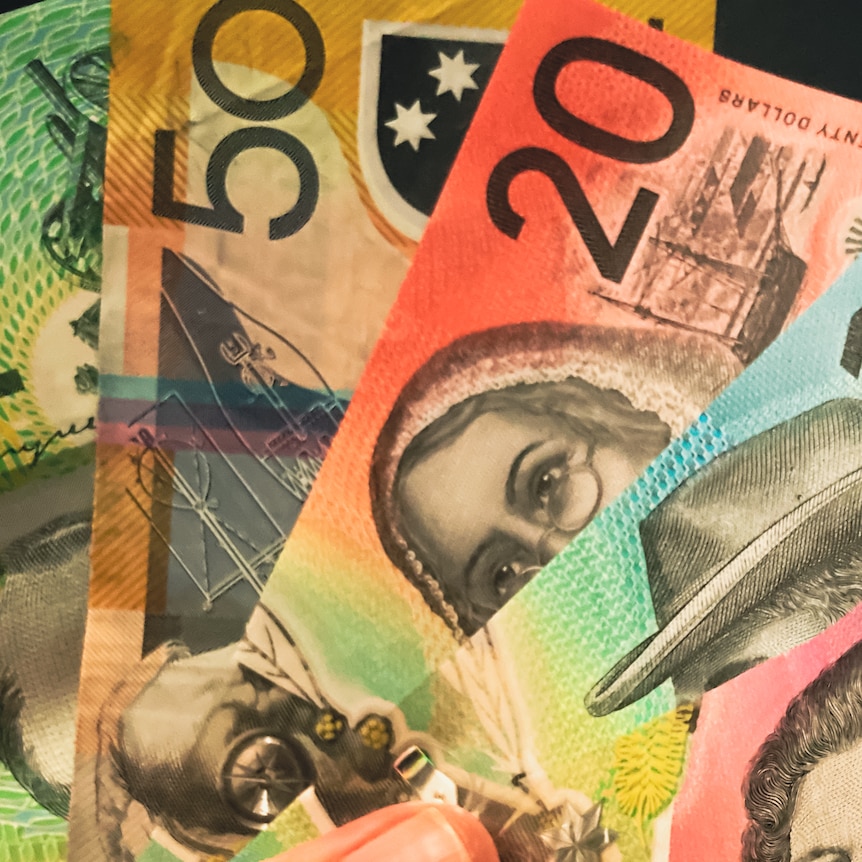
[743,638,862,862]
[370,320,740,638]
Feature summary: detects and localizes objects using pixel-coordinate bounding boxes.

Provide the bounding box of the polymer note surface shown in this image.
[71,0,715,859]
[68,3,862,862]
[0,0,109,860]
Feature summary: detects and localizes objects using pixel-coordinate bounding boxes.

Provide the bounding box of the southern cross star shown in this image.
[428,49,479,101]
[540,801,618,862]
[385,100,436,151]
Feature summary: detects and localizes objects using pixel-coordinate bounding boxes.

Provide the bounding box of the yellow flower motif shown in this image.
[314,711,344,742]
[611,704,694,822]
[357,716,392,750]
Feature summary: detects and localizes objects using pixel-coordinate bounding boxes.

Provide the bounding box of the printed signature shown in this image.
[1,416,95,468]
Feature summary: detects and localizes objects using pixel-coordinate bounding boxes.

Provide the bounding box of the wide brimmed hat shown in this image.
[370,320,740,635]
[585,398,862,717]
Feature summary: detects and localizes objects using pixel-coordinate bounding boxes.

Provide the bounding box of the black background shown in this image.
[714,0,862,102]
[0,1,859,105]
[0,0,39,11]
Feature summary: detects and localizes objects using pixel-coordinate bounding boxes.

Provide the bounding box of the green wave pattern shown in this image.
[0,0,109,855]
[0,762,67,843]
[0,0,108,479]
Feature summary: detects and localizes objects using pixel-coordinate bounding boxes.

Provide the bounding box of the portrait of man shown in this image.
[370,320,739,638]
[585,397,862,716]
[0,510,406,860]
[90,611,407,861]
[90,604,589,862]
[0,511,90,818]
[742,638,862,862]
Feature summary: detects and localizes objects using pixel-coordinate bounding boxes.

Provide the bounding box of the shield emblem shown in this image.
[359,21,505,240]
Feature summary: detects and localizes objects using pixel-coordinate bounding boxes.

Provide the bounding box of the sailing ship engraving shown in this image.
[123,252,344,649]
[595,128,824,365]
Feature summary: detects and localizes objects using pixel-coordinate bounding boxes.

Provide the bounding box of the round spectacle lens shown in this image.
[546,461,602,533]
[464,453,604,627]
[221,732,312,828]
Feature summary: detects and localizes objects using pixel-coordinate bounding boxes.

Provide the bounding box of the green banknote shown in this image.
[0,0,109,859]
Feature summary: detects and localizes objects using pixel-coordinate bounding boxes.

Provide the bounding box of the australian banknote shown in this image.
[0,0,109,860]
[172,0,862,858]
[649,253,862,862]
[68,0,718,860]
[233,250,862,862]
[670,553,862,857]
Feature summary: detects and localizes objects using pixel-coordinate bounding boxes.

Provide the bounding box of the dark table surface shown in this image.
[0,0,859,107]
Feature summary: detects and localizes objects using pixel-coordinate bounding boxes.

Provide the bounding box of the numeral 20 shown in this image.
[152,0,325,239]
[486,38,695,283]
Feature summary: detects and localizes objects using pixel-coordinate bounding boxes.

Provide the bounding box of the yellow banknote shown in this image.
[70,1,714,860]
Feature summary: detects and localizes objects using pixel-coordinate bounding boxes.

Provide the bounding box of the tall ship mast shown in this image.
[594,128,822,365]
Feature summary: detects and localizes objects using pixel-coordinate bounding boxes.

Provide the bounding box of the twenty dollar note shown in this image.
[222,0,862,860]
[69,0,716,860]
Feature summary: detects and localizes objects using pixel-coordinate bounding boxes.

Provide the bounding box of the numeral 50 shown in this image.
[152,0,325,240]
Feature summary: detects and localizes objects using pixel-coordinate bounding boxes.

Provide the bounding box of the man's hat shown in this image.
[585,398,862,717]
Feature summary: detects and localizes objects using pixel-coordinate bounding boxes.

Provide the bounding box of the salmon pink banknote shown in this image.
[228,254,862,859]
[230,109,862,862]
[668,608,862,862]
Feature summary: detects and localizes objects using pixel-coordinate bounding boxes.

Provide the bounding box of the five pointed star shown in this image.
[385,99,437,151]
[540,802,618,862]
[428,50,480,101]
